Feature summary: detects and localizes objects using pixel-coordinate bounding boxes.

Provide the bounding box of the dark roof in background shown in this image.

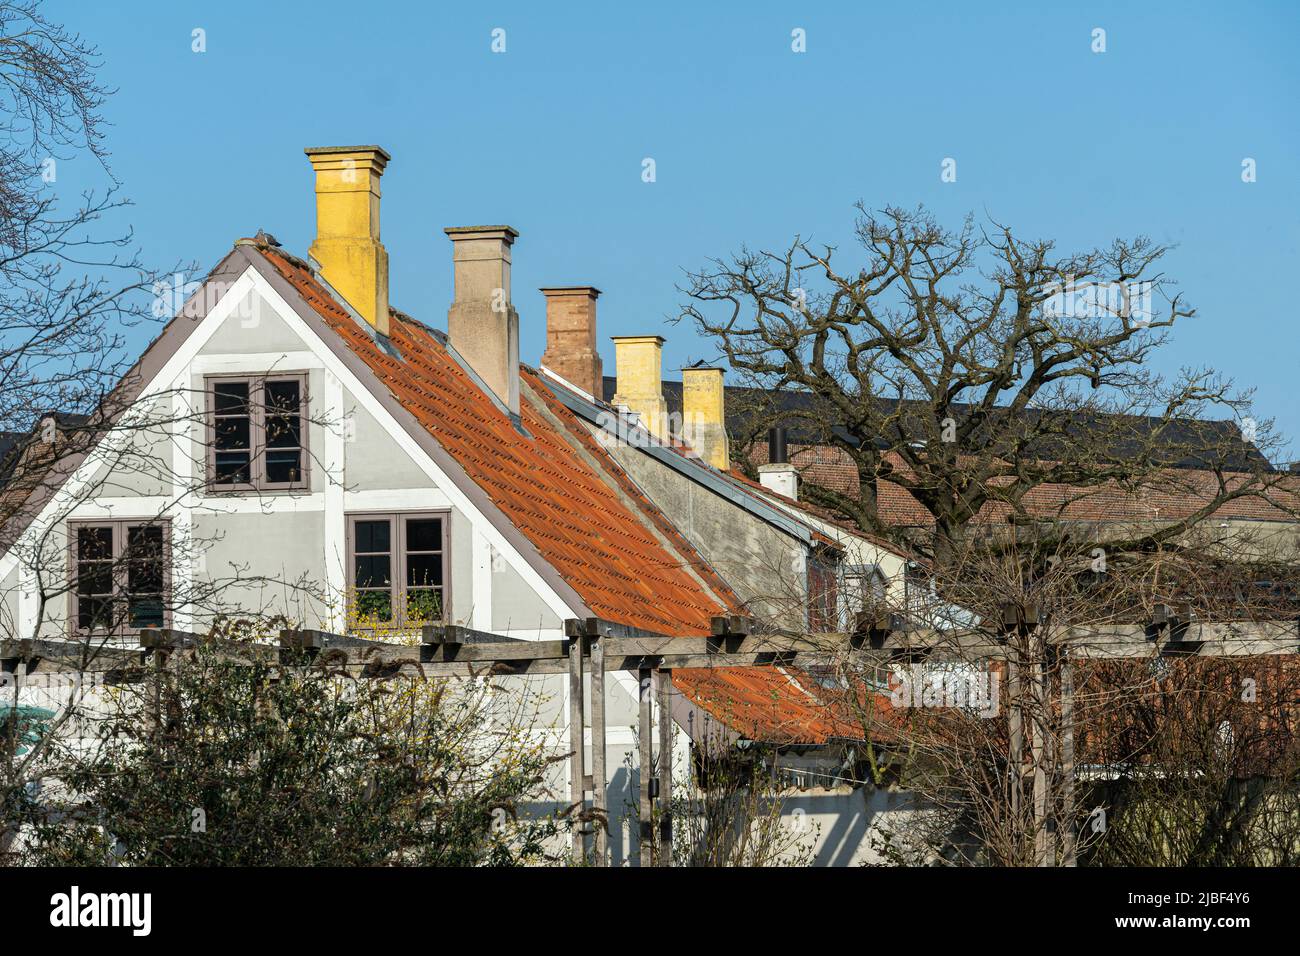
[0,412,92,488]
[603,377,1272,473]
[0,432,22,468]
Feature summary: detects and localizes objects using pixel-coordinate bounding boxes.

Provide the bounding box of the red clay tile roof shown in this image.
[673,666,864,745]
[257,246,736,636]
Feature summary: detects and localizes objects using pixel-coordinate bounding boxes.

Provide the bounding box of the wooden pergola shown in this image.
[3,606,1298,866]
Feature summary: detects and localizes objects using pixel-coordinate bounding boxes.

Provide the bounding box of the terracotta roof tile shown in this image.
[672,667,864,745]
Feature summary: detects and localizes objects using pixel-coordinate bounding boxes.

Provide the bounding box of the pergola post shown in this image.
[567,630,585,861]
[1059,646,1077,866]
[638,664,654,865]
[657,667,673,867]
[589,632,607,866]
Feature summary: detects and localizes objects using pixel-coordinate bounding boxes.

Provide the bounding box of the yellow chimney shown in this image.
[611,335,668,440]
[304,145,391,336]
[682,364,729,470]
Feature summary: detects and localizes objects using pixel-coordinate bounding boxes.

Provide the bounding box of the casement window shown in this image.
[207,374,308,491]
[346,512,448,626]
[69,520,168,635]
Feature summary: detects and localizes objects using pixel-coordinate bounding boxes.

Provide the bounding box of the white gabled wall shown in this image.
[0,263,582,638]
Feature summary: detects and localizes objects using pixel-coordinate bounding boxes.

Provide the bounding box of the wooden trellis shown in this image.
[3,606,1299,866]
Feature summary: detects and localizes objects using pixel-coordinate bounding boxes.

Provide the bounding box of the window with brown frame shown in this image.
[347,512,447,627]
[807,548,841,631]
[207,374,308,491]
[69,520,169,635]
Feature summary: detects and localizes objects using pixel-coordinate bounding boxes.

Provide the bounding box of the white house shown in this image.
[0,145,916,865]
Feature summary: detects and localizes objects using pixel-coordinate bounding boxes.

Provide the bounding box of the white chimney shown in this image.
[758,426,797,499]
[758,463,798,500]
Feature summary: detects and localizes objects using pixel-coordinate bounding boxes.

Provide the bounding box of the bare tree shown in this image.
[681,204,1295,568]
[0,0,174,457]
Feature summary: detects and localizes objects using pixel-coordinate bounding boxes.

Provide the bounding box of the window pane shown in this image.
[128,558,164,595]
[406,518,442,553]
[405,588,442,623]
[265,415,301,449]
[214,452,250,483]
[406,552,443,588]
[355,520,390,554]
[213,382,250,414]
[76,561,113,596]
[214,416,250,450]
[127,524,163,552]
[128,597,165,629]
[265,449,301,484]
[355,554,391,589]
[265,380,300,413]
[77,526,113,560]
[78,597,116,631]
[355,590,393,622]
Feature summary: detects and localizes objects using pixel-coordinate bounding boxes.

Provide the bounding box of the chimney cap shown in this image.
[683,360,723,371]
[445,225,519,242]
[539,285,601,297]
[610,334,665,346]
[304,144,392,160]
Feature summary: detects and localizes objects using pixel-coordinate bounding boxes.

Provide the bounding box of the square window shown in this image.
[405,589,442,623]
[265,380,300,414]
[70,521,168,636]
[214,416,250,450]
[355,554,391,589]
[77,526,113,561]
[76,561,113,597]
[207,374,308,491]
[348,513,447,629]
[213,381,249,414]
[214,452,251,483]
[265,449,301,484]
[406,552,442,588]
[355,590,393,622]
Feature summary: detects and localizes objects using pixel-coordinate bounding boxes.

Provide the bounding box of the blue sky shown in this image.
[47,0,1300,459]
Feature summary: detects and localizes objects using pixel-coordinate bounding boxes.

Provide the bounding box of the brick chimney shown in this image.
[445,226,520,414]
[611,335,669,440]
[304,146,391,335]
[539,286,603,398]
[681,364,729,470]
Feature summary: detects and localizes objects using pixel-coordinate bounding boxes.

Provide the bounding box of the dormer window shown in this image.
[206,374,308,491]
